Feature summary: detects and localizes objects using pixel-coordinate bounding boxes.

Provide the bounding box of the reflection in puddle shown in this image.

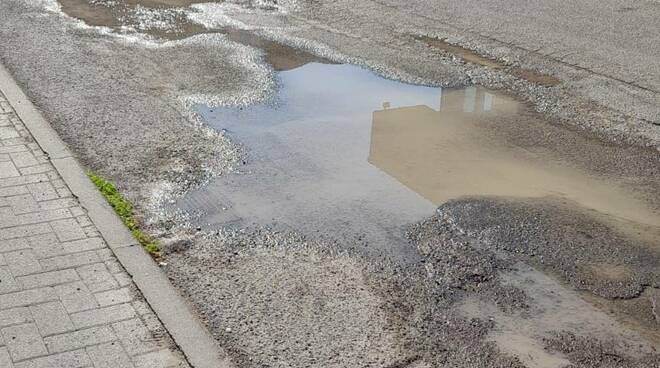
[368,90,656,227]
[181,63,659,260]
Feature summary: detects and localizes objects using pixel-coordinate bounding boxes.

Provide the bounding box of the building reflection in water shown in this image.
[368,86,529,205]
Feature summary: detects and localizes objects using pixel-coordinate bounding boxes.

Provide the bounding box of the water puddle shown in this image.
[57,0,329,70]
[459,264,657,368]
[180,62,660,260]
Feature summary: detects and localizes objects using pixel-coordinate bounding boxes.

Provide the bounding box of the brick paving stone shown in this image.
[37,198,76,211]
[26,182,58,202]
[70,303,136,329]
[40,250,100,272]
[29,302,74,336]
[112,318,162,356]
[0,308,32,328]
[43,326,116,354]
[95,287,133,307]
[0,223,51,241]
[25,233,66,260]
[0,92,188,367]
[4,250,42,276]
[0,126,19,140]
[87,341,135,368]
[50,218,86,242]
[0,288,58,310]
[61,237,105,253]
[114,272,133,288]
[0,208,71,229]
[76,263,118,293]
[0,185,29,198]
[1,323,48,361]
[10,152,38,168]
[0,161,20,178]
[0,266,21,294]
[17,269,79,289]
[13,349,91,368]
[0,174,49,189]
[0,238,29,254]
[18,164,52,176]
[133,349,186,368]
[0,145,28,155]
[53,281,98,313]
[6,194,40,214]
[0,346,14,368]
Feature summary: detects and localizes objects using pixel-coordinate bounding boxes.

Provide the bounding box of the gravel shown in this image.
[161,223,530,368]
[544,332,660,368]
[435,196,660,300]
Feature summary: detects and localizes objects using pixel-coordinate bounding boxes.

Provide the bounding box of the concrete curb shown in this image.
[0,61,233,368]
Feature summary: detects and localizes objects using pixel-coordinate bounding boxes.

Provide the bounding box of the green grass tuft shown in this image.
[88,172,160,257]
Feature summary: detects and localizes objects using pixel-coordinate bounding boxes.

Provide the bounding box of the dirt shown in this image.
[412,35,560,87]
[58,0,330,70]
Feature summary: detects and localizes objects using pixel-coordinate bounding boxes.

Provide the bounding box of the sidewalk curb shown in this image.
[0,61,232,368]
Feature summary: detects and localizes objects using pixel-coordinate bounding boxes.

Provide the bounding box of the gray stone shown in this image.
[29,302,74,336]
[76,263,118,293]
[0,161,19,178]
[13,349,91,368]
[26,182,58,202]
[112,318,161,356]
[10,152,38,168]
[133,349,185,368]
[0,223,51,241]
[1,323,47,361]
[94,287,133,307]
[0,287,58,310]
[4,250,42,276]
[0,266,20,294]
[5,194,39,214]
[53,281,98,314]
[0,308,32,329]
[70,303,136,329]
[0,346,14,368]
[86,341,135,368]
[40,251,100,272]
[17,269,79,289]
[44,326,116,354]
[61,237,105,253]
[49,218,86,242]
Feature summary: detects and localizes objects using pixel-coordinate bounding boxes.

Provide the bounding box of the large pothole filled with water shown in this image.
[179,62,660,260]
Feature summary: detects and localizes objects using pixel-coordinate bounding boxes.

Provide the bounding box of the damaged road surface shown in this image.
[1,0,659,367]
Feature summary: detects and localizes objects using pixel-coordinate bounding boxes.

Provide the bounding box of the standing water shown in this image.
[179,63,660,260]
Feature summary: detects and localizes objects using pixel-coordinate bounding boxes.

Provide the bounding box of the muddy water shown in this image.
[58,0,330,70]
[180,62,660,261]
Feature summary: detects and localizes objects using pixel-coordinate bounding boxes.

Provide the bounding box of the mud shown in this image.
[413,35,560,87]
[58,0,330,70]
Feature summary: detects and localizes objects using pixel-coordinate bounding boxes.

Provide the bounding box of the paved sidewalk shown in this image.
[0,91,189,367]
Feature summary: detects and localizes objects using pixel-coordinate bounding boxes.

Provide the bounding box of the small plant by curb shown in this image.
[88,172,160,257]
